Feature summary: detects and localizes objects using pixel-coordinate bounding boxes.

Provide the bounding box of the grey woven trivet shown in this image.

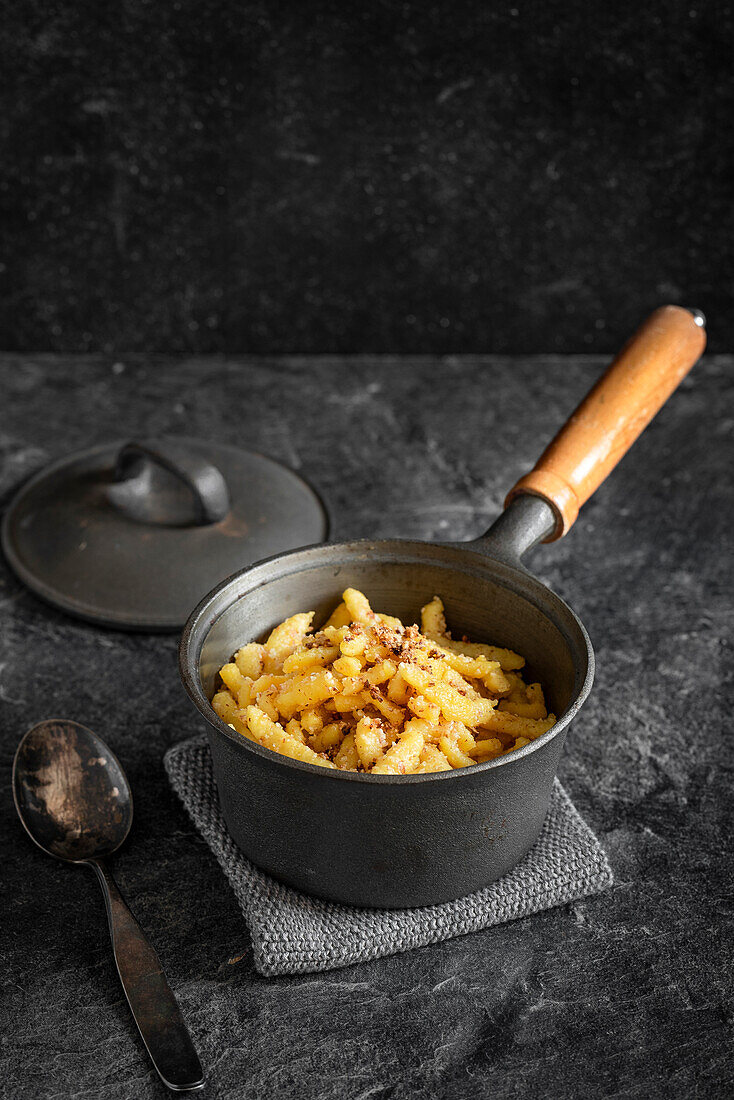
[164,735,613,976]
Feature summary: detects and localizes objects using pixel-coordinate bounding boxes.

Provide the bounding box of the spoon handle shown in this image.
[91,858,205,1092]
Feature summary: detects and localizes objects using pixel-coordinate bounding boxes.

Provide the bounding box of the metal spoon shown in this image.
[12,719,205,1092]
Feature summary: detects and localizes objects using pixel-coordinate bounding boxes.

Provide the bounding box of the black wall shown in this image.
[2,1,731,354]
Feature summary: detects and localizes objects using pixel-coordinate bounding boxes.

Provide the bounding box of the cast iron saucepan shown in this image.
[180,306,705,908]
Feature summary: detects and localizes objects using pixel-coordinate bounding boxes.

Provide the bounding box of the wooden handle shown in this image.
[506,305,706,540]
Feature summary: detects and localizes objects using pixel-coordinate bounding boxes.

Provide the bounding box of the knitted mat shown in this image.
[164,735,613,976]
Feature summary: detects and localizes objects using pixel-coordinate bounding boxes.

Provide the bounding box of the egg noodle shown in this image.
[212,589,556,774]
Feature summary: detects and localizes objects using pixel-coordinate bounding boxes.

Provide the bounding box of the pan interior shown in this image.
[193,541,591,724]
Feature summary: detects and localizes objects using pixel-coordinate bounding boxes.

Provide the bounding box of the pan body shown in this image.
[180,539,593,908]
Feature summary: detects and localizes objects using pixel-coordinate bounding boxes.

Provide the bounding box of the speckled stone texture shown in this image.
[1,355,732,1099]
[1,2,733,355]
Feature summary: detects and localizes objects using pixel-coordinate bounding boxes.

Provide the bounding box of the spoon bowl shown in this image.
[13,719,132,863]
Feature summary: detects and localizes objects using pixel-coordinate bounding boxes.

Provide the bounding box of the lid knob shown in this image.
[109,439,230,527]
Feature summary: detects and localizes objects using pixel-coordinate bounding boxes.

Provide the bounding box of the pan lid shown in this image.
[1,437,328,630]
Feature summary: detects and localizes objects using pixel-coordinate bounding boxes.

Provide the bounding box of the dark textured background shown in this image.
[1,1,732,355]
[1,354,732,1099]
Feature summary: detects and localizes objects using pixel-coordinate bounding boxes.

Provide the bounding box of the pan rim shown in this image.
[179,537,595,784]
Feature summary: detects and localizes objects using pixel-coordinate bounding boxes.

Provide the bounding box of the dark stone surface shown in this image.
[1,2,733,356]
[1,354,732,1099]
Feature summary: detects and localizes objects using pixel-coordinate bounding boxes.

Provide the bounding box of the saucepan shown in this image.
[180,305,705,908]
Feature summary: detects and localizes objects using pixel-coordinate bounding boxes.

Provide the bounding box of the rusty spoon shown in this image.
[12,719,205,1092]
